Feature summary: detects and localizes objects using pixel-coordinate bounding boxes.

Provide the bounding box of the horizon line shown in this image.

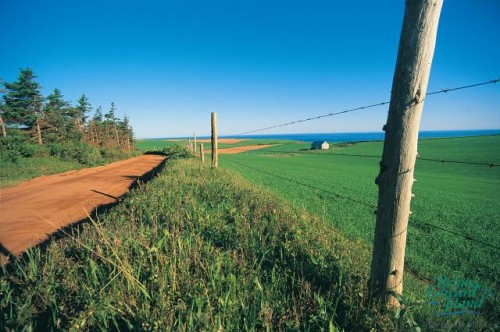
[136,128,500,140]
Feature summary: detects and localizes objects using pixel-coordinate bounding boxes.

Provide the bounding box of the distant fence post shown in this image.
[193,132,197,156]
[211,112,218,168]
[200,143,205,163]
[370,0,443,307]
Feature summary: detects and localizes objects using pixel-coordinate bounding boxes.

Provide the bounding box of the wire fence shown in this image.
[222,156,498,287]
[233,78,499,136]
[189,76,500,293]
[242,148,500,168]
[214,78,500,254]
[224,158,500,252]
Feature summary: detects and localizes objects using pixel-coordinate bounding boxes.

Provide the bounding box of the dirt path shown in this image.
[0,154,165,264]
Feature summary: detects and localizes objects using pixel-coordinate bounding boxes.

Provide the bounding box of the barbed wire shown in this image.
[426,79,499,95]
[223,157,500,251]
[415,157,499,167]
[409,216,500,251]
[245,148,500,167]
[225,158,376,209]
[233,79,499,136]
[234,101,391,136]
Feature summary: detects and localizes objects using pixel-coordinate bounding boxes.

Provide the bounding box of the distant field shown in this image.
[3,140,497,329]
[135,138,297,152]
[135,139,179,151]
[219,135,500,293]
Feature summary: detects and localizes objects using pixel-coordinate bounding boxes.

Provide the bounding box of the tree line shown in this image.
[0,68,133,153]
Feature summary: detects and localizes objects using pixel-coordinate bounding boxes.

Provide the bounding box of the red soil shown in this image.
[0,154,165,264]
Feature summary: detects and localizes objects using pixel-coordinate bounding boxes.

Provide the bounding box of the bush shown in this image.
[99,147,128,161]
[49,142,103,165]
[0,148,21,163]
[74,143,103,165]
[19,143,38,158]
[49,142,73,160]
[33,144,51,158]
[0,131,36,163]
[148,144,192,159]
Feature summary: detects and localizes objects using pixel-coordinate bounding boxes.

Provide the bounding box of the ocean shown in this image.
[222,129,500,143]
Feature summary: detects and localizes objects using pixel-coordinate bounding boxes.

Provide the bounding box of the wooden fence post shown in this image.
[200,143,205,163]
[193,132,197,156]
[370,0,443,307]
[211,112,218,168]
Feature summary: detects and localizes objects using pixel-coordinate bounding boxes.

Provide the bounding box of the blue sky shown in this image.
[1,0,499,138]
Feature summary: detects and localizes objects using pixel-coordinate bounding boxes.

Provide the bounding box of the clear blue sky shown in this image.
[1,0,499,138]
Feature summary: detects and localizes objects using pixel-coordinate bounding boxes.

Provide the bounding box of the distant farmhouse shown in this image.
[311,141,329,150]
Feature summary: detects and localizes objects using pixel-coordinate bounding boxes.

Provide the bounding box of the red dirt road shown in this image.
[0,154,165,264]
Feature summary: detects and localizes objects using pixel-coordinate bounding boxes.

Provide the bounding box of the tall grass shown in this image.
[2,151,496,330]
[1,158,393,330]
[220,136,500,287]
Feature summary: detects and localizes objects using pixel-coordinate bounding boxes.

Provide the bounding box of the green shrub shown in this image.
[99,147,128,161]
[49,142,73,160]
[49,142,103,165]
[161,144,192,159]
[33,144,51,158]
[0,148,21,163]
[74,143,103,165]
[19,143,38,158]
[0,131,35,163]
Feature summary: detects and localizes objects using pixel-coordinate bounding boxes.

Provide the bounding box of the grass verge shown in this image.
[0,157,84,188]
[1,157,393,330]
[1,154,496,330]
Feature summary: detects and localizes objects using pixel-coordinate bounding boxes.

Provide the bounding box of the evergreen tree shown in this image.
[89,106,103,145]
[2,68,43,129]
[43,88,73,142]
[104,102,120,148]
[74,94,92,125]
[33,94,44,144]
[1,68,138,163]
[72,94,92,139]
[0,99,6,137]
[0,80,5,137]
[119,115,134,153]
[45,88,69,113]
[104,102,117,122]
[93,106,103,123]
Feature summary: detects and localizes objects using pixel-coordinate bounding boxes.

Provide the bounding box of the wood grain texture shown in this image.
[370,0,444,306]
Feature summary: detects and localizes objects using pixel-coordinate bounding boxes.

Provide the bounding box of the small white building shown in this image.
[311,141,329,150]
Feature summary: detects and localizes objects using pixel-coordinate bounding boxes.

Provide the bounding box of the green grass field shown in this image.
[135,138,179,152]
[1,157,395,330]
[2,143,497,330]
[135,138,294,152]
[219,136,500,304]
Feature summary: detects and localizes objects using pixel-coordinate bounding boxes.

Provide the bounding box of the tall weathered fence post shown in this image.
[200,143,205,163]
[370,0,443,307]
[211,112,218,168]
